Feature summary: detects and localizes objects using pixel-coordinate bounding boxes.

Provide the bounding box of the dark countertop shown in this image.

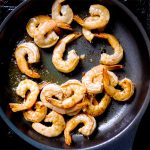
[0,0,150,149]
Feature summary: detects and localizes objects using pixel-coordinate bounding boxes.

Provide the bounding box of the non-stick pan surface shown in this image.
[0,0,150,149]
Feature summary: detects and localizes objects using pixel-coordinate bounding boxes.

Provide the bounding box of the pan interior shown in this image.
[0,0,149,149]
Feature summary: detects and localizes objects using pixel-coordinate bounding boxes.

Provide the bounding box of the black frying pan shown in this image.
[0,0,150,149]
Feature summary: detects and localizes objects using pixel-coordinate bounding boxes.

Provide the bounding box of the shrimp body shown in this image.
[52,33,81,73]
[82,65,122,94]
[26,15,52,38]
[74,4,110,30]
[64,114,96,145]
[95,33,124,65]
[23,101,47,122]
[15,42,40,78]
[52,0,73,24]
[82,28,94,43]
[83,94,111,117]
[34,20,59,48]
[40,83,63,108]
[9,79,40,112]
[103,69,134,101]
[49,80,86,108]
[32,111,65,137]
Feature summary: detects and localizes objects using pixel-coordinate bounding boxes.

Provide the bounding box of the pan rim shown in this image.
[0,0,150,149]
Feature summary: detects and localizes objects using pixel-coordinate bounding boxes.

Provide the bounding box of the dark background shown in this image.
[0,0,150,149]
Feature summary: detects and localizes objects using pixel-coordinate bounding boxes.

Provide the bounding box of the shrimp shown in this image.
[48,80,86,108]
[26,15,72,38]
[74,4,110,42]
[83,94,111,117]
[95,33,124,65]
[23,101,47,122]
[52,0,73,24]
[82,65,123,94]
[103,69,135,101]
[74,4,110,30]
[32,111,65,137]
[34,21,59,48]
[9,79,40,112]
[15,42,40,78]
[52,33,81,73]
[82,28,94,43]
[64,114,96,145]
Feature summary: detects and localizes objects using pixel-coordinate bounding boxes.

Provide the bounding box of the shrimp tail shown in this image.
[56,21,73,30]
[73,15,84,26]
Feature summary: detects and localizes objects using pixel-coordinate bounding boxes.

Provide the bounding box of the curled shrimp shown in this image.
[23,101,47,122]
[83,94,111,117]
[48,80,86,109]
[95,33,124,65]
[74,4,110,42]
[26,15,72,38]
[34,21,59,48]
[9,79,40,112]
[52,33,81,73]
[32,111,65,137]
[15,42,40,78]
[52,0,73,24]
[64,114,96,145]
[103,69,135,101]
[82,65,123,94]
[74,4,110,30]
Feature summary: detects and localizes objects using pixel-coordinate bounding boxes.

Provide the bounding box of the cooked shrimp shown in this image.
[9,79,40,112]
[83,94,111,117]
[15,42,40,78]
[23,101,47,122]
[32,111,65,137]
[34,21,59,48]
[48,80,86,108]
[103,69,135,101]
[26,15,72,38]
[52,0,73,24]
[26,15,52,38]
[74,4,110,30]
[82,65,122,94]
[40,83,63,107]
[95,33,124,65]
[52,33,81,73]
[40,83,86,115]
[82,28,94,43]
[64,114,96,145]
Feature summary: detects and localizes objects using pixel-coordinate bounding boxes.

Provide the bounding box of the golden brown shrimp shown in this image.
[74,4,110,42]
[82,65,123,94]
[48,80,86,109]
[15,42,40,78]
[34,20,59,48]
[82,28,94,43]
[103,69,135,101]
[95,33,124,65]
[26,15,72,38]
[40,83,87,115]
[74,4,110,30]
[23,101,47,122]
[40,83,63,108]
[26,15,52,38]
[9,79,40,112]
[83,94,111,117]
[64,114,96,145]
[32,111,65,137]
[52,0,73,24]
[52,33,81,73]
